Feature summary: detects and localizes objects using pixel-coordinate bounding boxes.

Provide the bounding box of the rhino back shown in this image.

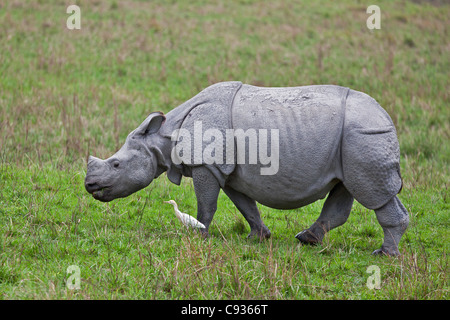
[229,84,349,208]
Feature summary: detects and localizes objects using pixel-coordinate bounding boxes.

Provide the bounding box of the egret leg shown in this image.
[192,167,221,235]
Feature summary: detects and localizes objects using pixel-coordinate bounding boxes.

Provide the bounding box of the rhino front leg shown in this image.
[222,186,271,240]
[372,196,409,256]
[296,182,354,245]
[192,167,220,236]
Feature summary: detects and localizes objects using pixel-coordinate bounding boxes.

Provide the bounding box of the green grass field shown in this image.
[0,0,448,299]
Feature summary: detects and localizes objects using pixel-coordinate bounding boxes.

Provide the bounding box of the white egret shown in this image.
[164,200,206,229]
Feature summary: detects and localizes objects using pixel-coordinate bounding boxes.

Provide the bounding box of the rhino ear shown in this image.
[136,112,166,135]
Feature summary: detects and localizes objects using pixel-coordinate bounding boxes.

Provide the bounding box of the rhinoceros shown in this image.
[85,81,409,256]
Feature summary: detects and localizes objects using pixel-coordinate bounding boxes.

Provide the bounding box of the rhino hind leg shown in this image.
[223,186,271,240]
[296,182,354,245]
[372,195,409,256]
[340,103,407,255]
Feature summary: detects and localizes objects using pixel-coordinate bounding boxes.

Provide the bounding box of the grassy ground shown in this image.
[0,0,448,299]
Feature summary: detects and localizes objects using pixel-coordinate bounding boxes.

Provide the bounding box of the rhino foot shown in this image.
[372,246,400,257]
[295,229,322,245]
[199,229,209,239]
[247,226,271,240]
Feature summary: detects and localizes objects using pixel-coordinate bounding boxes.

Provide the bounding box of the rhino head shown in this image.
[85,112,169,202]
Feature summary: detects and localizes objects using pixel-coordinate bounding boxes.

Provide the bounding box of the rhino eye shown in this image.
[110,159,120,168]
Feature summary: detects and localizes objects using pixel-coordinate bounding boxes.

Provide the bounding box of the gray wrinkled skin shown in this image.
[85,82,409,256]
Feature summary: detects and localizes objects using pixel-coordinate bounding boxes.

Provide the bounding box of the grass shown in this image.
[0,164,448,299]
[0,0,448,299]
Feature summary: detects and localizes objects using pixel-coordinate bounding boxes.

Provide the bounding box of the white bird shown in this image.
[164,200,206,229]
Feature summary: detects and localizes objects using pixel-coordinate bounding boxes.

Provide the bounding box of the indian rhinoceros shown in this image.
[85,81,409,256]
